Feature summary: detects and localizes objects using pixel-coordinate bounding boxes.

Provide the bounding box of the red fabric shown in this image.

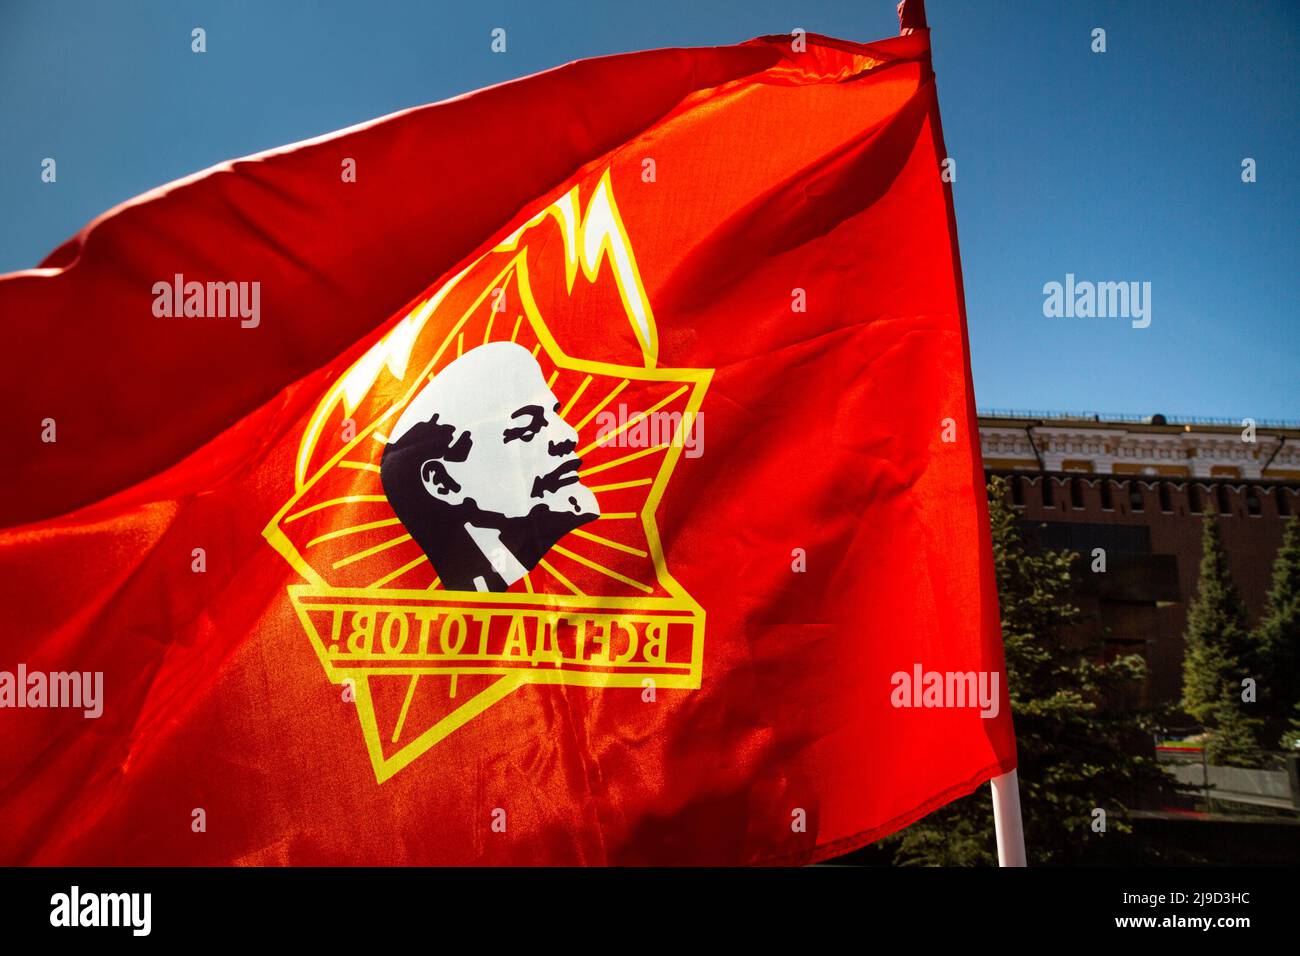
[0,27,1015,865]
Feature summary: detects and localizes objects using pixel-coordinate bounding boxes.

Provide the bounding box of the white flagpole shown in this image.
[990,769,1027,866]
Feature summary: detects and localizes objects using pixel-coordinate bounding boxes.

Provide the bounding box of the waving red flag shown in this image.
[0,15,1015,865]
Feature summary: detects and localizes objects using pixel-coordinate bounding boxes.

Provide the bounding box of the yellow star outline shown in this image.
[263,172,711,782]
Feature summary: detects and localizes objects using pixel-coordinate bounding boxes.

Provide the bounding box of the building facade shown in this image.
[979,411,1300,708]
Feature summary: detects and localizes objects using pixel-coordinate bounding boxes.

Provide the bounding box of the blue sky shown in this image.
[2,0,1296,420]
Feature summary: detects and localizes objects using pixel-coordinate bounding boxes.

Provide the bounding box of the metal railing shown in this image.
[977,409,1300,429]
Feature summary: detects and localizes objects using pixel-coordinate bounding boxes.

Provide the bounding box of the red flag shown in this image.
[0,19,1015,865]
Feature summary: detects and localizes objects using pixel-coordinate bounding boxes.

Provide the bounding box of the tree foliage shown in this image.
[1180,514,1264,766]
[1255,517,1300,748]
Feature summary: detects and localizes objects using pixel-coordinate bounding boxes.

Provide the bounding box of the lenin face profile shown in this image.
[380,342,600,592]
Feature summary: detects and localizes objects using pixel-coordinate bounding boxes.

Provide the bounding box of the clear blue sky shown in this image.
[2,0,1296,420]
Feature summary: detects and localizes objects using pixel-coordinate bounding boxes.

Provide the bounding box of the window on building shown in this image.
[1128,482,1144,512]
[1158,482,1172,513]
[1041,478,1055,508]
[1188,485,1203,514]
[1100,480,1113,510]
[1216,484,1231,515]
[1279,490,1293,518]
[1010,475,1024,507]
[1070,478,1084,509]
[1246,488,1261,517]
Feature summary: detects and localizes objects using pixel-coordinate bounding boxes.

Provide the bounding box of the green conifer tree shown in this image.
[1255,517,1300,746]
[1280,701,1300,751]
[1180,513,1263,765]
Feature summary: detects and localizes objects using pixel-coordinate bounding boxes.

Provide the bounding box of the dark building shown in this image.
[979,411,1300,709]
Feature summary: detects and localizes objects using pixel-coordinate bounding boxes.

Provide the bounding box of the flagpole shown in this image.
[896,0,927,34]
[990,769,1027,866]
[895,0,1029,867]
